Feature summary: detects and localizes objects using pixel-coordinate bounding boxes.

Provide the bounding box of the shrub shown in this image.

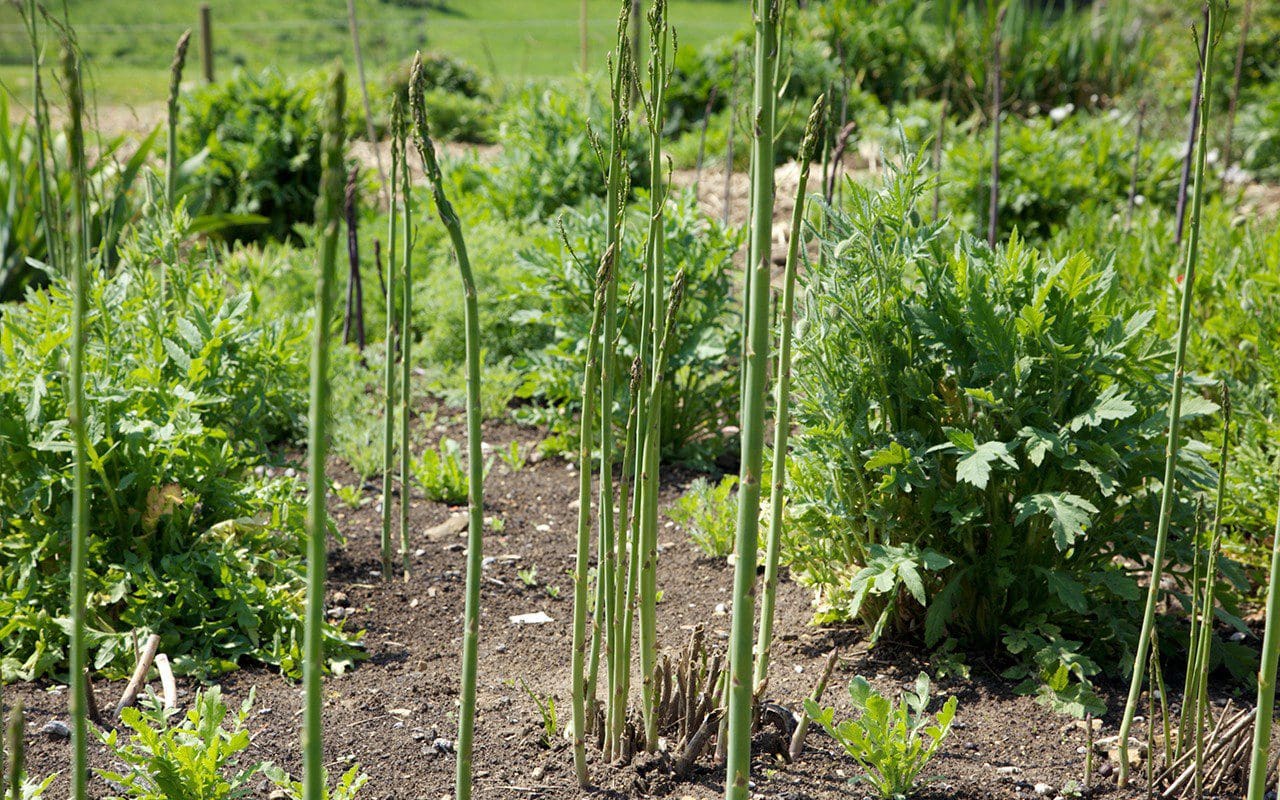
[1235,87,1280,182]
[942,110,1181,242]
[808,0,1150,114]
[179,69,327,242]
[358,53,495,143]
[805,673,957,799]
[0,211,361,681]
[787,159,1216,710]
[485,85,647,223]
[512,190,741,466]
[669,475,738,558]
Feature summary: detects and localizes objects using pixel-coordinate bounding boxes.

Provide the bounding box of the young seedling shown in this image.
[410,53,486,800]
[805,674,958,800]
[302,64,347,800]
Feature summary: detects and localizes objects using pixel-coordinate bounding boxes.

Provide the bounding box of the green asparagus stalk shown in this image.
[1117,1,1221,781]
[6,700,23,800]
[303,65,347,800]
[63,41,90,800]
[165,30,191,207]
[399,93,414,581]
[571,243,616,787]
[380,98,403,578]
[754,95,824,696]
[1247,492,1280,800]
[410,55,486,800]
[725,0,781,795]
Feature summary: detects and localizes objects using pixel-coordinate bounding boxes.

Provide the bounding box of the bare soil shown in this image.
[10,409,1250,800]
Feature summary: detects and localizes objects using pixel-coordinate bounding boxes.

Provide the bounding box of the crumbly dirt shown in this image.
[10,416,1252,800]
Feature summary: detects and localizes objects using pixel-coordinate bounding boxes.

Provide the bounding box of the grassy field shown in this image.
[0,0,745,106]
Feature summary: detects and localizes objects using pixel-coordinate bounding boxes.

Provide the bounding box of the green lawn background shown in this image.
[0,0,745,106]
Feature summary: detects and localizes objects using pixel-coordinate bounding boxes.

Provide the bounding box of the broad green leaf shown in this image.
[1015,492,1098,550]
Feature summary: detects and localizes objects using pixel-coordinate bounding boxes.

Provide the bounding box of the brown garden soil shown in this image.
[10,407,1255,800]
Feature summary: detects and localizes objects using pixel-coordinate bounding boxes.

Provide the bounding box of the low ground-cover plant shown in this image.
[412,437,470,505]
[669,475,738,558]
[787,158,1218,710]
[0,211,361,681]
[179,69,327,242]
[805,673,957,800]
[96,686,368,800]
[513,190,741,466]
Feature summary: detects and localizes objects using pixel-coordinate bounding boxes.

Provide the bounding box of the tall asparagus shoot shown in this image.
[570,244,615,787]
[410,55,485,800]
[302,65,346,800]
[1116,2,1222,782]
[1247,502,1280,798]
[63,41,90,800]
[987,4,1006,249]
[165,30,191,207]
[1175,4,1211,252]
[636,0,672,750]
[381,98,404,577]
[23,1,57,277]
[6,700,22,800]
[399,94,414,581]
[754,95,824,696]
[598,0,633,758]
[726,0,780,795]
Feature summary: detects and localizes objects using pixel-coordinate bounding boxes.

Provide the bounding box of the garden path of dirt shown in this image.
[14,406,1251,800]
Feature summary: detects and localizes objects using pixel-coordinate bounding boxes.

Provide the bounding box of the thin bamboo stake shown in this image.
[725,0,780,795]
[63,40,90,800]
[987,5,1007,249]
[411,56,486,800]
[754,95,824,694]
[303,65,347,800]
[1223,0,1253,170]
[1118,3,1221,782]
[346,0,388,199]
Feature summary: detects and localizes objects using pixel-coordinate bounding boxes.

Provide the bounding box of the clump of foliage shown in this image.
[513,190,741,465]
[669,475,739,558]
[484,85,647,222]
[942,110,1181,242]
[787,160,1219,712]
[805,673,957,800]
[1235,85,1280,182]
[96,685,368,800]
[362,53,495,143]
[0,211,362,681]
[412,437,472,505]
[809,0,1149,114]
[97,687,258,799]
[179,69,327,242]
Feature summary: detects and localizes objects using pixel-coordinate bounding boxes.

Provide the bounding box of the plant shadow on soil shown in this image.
[10,402,1254,799]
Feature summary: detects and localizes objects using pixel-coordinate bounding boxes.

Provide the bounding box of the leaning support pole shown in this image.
[725,0,780,796]
[1117,2,1221,783]
[754,95,824,696]
[410,54,486,800]
[303,65,347,800]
